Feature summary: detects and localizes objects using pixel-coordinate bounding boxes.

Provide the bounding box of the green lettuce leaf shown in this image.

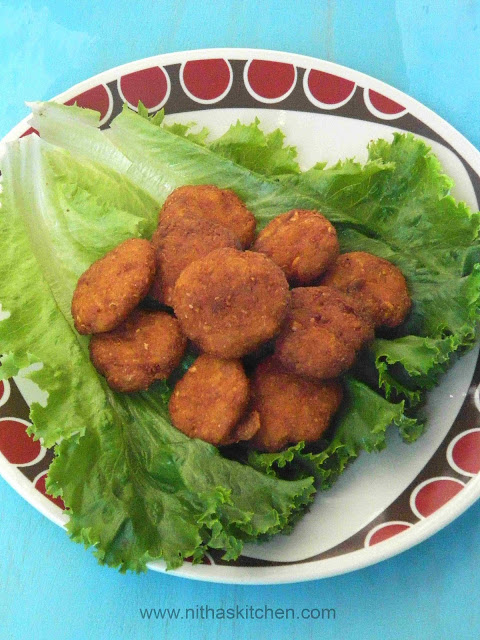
[0,136,130,447]
[209,117,300,176]
[33,104,386,223]
[30,103,479,430]
[249,378,422,490]
[136,103,300,176]
[103,109,480,400]
[47,386,313,571]
[368,335,461,405]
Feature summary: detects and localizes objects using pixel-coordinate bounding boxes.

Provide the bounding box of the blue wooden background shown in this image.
[1,1,480,638]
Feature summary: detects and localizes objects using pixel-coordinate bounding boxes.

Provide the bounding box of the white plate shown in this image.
[1,48,480,584]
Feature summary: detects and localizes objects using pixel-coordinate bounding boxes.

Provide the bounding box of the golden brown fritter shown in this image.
[173,248,290,358]
[222,411,261,446]
[276,325,354,380]
[89,310,186,392]
[72,238,156,335]
[288,287,374,351]
[321,252,411,328]
[160,184,256,248]
[249,357,343,452]
[275,286,373,379]
[150,214,240,306]
[169,355,250,445]
[253,209,339,284]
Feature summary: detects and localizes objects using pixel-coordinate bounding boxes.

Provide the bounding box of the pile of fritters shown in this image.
[72,184,411,452]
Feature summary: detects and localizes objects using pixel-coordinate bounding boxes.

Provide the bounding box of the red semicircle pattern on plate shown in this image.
[366,522,411,547]
[182,59,232,101]
[35,472,65,510]
[64,85,111,121]
[306,69,355,106]
[368,89,405,115]
[119,67,169,110]
[246,60,296,100]
[0,418,41,465]
[449,429,480,476]
[20,127,39,138]
[411,478,464,518]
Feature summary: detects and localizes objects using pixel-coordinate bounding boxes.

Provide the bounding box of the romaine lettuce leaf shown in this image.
[0,136,122,447]
[0,133,314,570]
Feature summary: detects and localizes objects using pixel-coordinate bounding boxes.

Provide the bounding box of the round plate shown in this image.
[2,48,480,584]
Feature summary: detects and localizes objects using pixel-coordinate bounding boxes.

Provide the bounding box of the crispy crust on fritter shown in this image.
[253,209,339,284]
[275,286,373,379]
[169,355,250,445]
[89,310,186,392]
[173,248,291,358]
[321,251,411,328]
[72,238,155,334]
[150,214,240,306]
[160,184,256,248]
[249,357,343,452]
[287,287,374,351]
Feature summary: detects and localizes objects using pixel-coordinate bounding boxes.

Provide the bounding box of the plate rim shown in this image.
[1,47,480,585]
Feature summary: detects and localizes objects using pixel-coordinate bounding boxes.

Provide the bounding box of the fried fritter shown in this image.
[275,286,373,379]
[150,214,240,306]
[89,310,186,392]
[160,184,256,248]
[321,251,411,328]
[288,287,374,351]
[169,355,250,445]
[249,357,343,452]
[72,238,155,334]
[253,209,339,284]
[222,411,261,446]
[173,248,290,358]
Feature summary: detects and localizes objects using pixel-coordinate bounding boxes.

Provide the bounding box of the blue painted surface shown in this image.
[1,1,480,638]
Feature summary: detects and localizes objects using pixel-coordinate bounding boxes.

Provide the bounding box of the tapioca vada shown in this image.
[275,286,373,379]
[169,354,251,445]
[173,248,290,358]
[72,238,156,334]
[89,310,186,392]
[321,251,411,328]
[150,214,240,306]
[253,209,339,285]
[160,184,257,248]
[248,357,343,452]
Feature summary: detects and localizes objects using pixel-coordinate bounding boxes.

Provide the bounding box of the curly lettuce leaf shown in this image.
[136,104,300,176]
[47,386,313,571]
[209,117,300,176]
[249,378,422,489]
